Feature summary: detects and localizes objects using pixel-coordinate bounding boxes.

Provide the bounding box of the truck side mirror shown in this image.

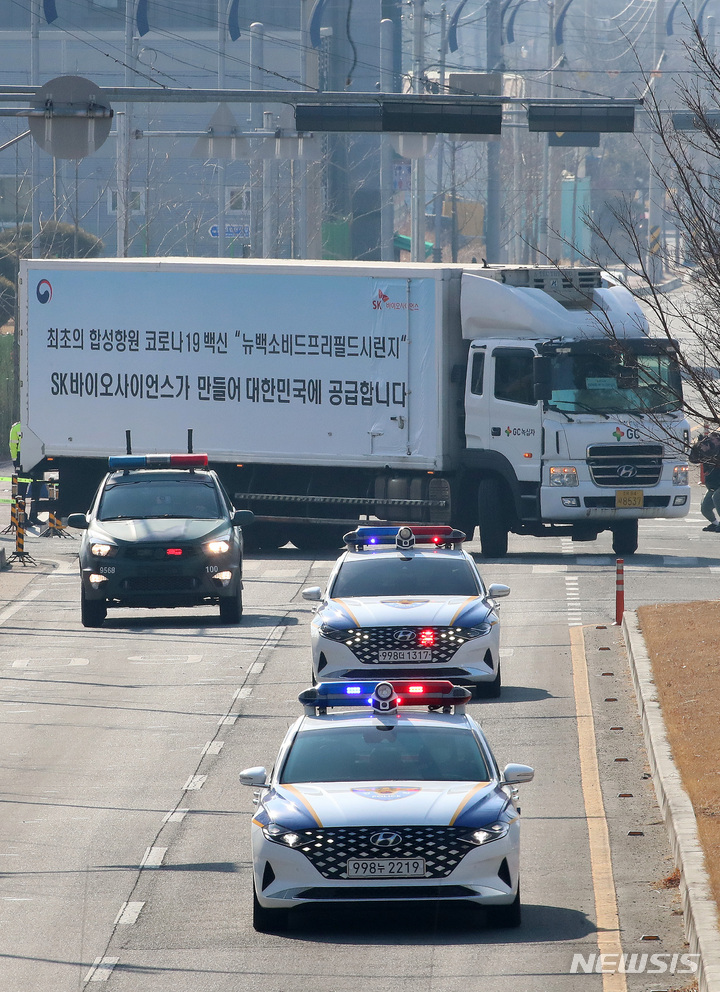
[533,356,552,402]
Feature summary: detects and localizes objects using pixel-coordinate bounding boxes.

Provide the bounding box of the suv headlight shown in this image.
[463,622,494,638]
[459,821,510,845]
[90,542,117,558]
[206,538,231,554]
[549,466,579,487]
[673,465,689,486]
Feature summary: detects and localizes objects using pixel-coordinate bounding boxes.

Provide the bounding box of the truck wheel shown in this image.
[477,479,509,557]
[219,583,243,623]
[81,587,106,628]
[611,520,638,556]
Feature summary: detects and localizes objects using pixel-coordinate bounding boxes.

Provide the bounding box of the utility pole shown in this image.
[30,0,40,254]
[216,0,227,259]
[410,0,426,262]
[250,22,264,257]
[116,0,134,257]
[646,0,665,282]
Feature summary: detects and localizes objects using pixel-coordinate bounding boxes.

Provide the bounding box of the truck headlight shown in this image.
[673,465,689,486]
[549,466,579,487]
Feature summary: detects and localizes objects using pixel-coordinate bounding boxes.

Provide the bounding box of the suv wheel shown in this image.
[219,582,243,623]
[81,587,106,628]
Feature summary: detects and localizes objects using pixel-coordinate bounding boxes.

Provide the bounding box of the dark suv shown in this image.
[68,454,254,627]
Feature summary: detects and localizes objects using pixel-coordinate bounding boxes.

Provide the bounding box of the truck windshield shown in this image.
[546,346,682,415]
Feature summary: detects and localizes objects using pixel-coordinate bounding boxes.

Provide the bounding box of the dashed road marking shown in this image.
[183,774,207,791]
[163,809,189,823]
[201,741,224,756]
[0,589,42,626]
[84,956,119,982]
[234,686,253,699]
[249,662,265,676]
[140,846,167,868]
[114,901,144,926]
[218,715,237,727]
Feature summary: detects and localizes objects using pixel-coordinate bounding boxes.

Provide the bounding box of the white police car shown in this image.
[68,454,253,626]
[240,680,533,932]
[301,526,510,697]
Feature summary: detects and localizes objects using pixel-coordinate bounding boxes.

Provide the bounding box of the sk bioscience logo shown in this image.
[372,288,419,312]
[36,279,52,304]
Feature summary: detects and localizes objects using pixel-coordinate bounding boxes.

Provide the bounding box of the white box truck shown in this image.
[18,258,690,555]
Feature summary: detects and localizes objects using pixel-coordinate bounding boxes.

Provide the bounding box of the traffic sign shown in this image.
[29,75,113,159]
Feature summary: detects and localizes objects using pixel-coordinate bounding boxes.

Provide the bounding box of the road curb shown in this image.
[623,611,720,992]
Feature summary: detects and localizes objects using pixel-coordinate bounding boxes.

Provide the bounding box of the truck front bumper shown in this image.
[540,485,691,522]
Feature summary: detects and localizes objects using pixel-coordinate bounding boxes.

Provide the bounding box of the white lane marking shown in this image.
[662,556,699,566]
[218,716,237,727]
[84,956,119,982]
[499,648,514,658]
[12,659,28,668]
[533,564,568,573]
[575,556,615,566]
[140,846,167,868]
[163,809,189,823]
[0,589,42,627]
[249,662,265,676]
[183,774,207,791]
[233,686,252,700]
[201,741,224,756]
[70,658,89,666]
[114,901,145,926]
[127,654,203,665]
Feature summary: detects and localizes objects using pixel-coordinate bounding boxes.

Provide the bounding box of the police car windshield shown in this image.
[98,479,222,520]
[280,725,490,784]
[330,555,480,598]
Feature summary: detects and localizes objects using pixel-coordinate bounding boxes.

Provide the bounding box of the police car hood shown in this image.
[261,780,507,829]
[326,596,490,628]
[90,517,228,544]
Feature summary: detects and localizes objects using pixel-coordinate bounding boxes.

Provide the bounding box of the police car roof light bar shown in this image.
[343,525,466,550]
[298,680,471,715]
[108,453,209,470]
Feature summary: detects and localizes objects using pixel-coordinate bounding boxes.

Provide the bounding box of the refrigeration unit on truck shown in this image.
[18,258,690,556]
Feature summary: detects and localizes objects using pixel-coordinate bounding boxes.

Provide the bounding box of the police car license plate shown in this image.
[347,858,426,878]
[377,650,432,663]
[615,489,643,508]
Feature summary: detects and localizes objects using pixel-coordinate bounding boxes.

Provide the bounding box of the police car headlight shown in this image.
[263,824,301,847]
[464,622,494,638]
[90,542,117,558]
[459,821,509,845]
[319,622,355,642]
[206,539,231,554]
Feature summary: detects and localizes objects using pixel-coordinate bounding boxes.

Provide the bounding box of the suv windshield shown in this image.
[280,725,490,783]
[98,478,222,520]
[330,554,481,598]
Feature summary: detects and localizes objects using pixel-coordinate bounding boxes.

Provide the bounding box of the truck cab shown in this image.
[459,267,690,556]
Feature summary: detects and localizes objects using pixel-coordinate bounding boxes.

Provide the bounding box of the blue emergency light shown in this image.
[108,453,209,470]
[299,680,471,713]
[343,525,466,550]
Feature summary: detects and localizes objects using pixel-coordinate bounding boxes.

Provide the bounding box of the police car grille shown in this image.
[587,444,663,487]
[291,826,470,878]
[343,628,470,664]
[120,575,200,592]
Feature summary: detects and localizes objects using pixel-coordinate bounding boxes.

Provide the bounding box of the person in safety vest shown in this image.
[9,422,21,470]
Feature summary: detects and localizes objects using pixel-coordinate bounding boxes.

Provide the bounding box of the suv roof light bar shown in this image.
[108,453,209,470]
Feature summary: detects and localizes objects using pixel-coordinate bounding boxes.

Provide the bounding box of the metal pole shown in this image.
[263,110,276,257]
[646,0,665,283]
[433,5,447,264]
[485,0,502,262]
[217,0,227,259]
[540,1,554,260]
[380,17,394,261]
[116,0,133,257]
[411,0,426,263]
[30,0,40,254]
[250,22,264,257]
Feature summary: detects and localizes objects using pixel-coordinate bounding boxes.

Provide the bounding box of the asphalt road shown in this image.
[0,489,713,992]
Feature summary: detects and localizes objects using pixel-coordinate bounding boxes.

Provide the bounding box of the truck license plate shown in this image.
[615,490,643,508]
[377,650,432,663]
[347,858,426,877]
